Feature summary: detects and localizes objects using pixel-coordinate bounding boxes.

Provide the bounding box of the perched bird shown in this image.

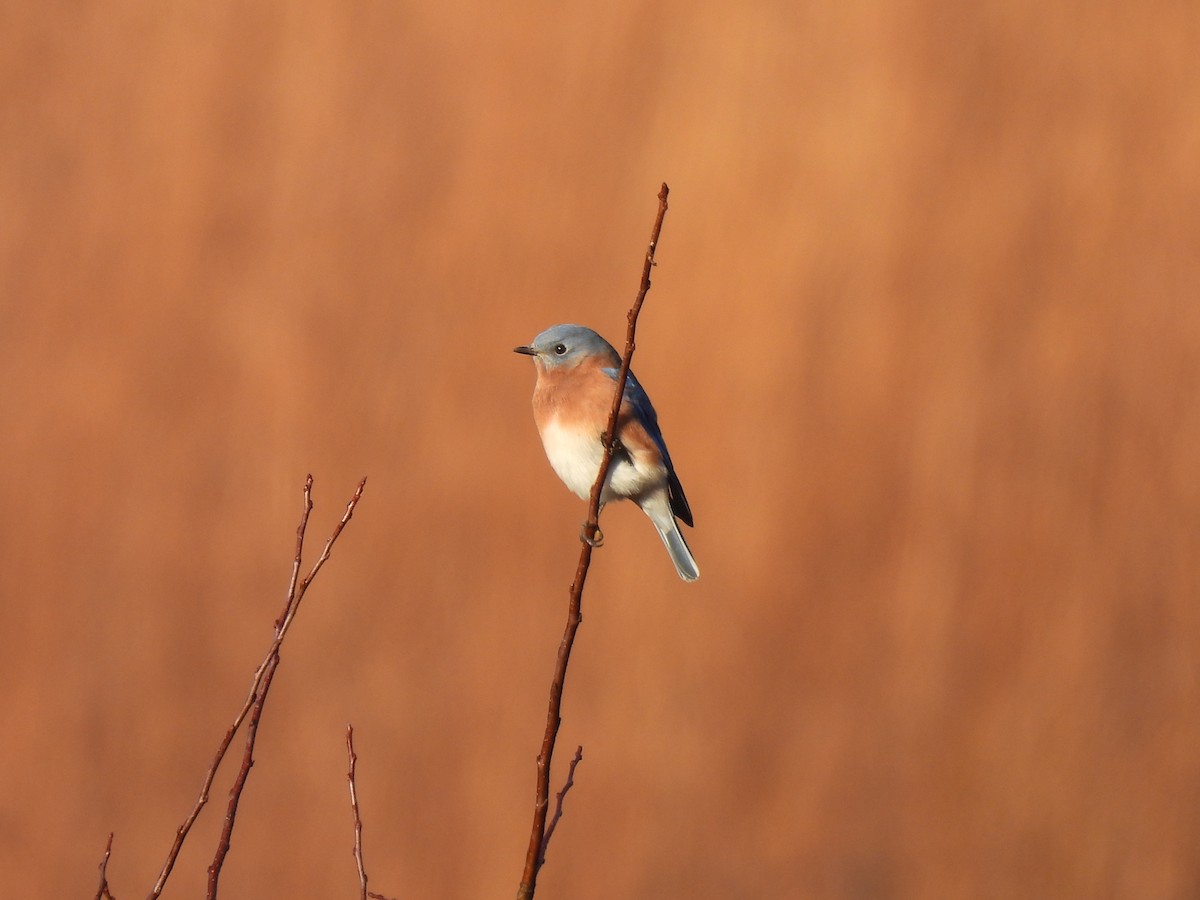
[514,324,699,582]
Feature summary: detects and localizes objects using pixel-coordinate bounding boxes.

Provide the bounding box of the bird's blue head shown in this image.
[513,324,619,369]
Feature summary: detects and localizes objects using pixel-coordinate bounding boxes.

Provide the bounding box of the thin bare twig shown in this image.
[341,741,399,900]
[346,724,369,900]
[538,746,583,868]
[146,475,367,900]
[516,182,670,900]
[343,729,400,900]
[94,832,116,900]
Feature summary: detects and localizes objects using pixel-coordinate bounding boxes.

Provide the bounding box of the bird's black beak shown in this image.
[513,345,537,356]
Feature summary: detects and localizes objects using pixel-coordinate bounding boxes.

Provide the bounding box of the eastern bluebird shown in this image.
[514,324,699,582]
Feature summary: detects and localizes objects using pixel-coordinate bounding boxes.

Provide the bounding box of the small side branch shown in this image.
[538,746,584,869]
[516,183,670,900]
[94,833,116,900]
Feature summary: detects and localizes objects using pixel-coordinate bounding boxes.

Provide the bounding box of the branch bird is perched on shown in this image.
[514,324,699,582]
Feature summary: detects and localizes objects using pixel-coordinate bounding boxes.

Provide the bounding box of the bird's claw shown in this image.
[580,523,604,548]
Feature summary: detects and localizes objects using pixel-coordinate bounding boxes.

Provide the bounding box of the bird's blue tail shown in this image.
[640,491,699,582]
[656,517,700,582]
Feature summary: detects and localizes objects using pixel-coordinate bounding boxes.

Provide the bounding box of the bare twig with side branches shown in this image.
[145,475,367,900]
[516,183,670,900]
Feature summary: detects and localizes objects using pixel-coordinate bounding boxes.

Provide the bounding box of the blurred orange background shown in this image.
[2,1,1198,897]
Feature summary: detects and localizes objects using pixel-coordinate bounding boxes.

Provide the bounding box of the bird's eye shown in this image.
[554,344,567,356]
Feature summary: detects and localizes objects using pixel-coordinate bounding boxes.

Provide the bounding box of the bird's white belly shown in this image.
[539,417,663,502]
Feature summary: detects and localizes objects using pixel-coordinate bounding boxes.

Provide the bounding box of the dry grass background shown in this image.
[2,1,1198,897]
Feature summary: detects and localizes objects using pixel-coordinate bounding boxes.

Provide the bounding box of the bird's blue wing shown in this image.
[602,366,667,453]
[602,366,694,526]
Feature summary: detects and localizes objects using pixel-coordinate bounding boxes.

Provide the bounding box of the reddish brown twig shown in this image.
[146,475,367,900]
[516,183,669,900]
[346,724,369,900]
[205,476,367,898]
[94,832,116,900]
[342,733,398,900]
[538,745,583,868]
